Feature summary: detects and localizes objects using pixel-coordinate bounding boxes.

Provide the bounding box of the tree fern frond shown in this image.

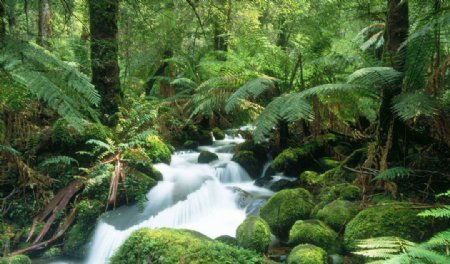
[372,166,412,181]
[38,156,79,168]
[422,229,450,249]
[392,93,438,121]
[253,96,286,142]
[0,144,22,156]
[347,67,403,88]
[300,84,370,98]
[280,93,314,122]
[170,77,197,89]
[225,75,277,113]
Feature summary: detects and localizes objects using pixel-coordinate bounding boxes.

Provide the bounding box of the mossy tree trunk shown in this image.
[37,0,52,48]
[377,0,408,169]
[89,0,122,126]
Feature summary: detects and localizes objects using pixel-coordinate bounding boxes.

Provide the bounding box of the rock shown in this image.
[0,255,32,264]
[212,127,225,140]
[198,151,219,163]
[269,179,296,192]
[260,188,315,238]
[344,202,435,250]
[111,228,264,263]
[272,140,324,175]
[215,235,238,246]
[236,216,272,253]
[315,200,358,231]
[227,187,252,208]
[255,175,272,187]
[287,244,327,264]
[236,141,267,162]
[288,220,338,251]
[232,151,261,179]
[198,130,213,145]
[183,140,199,150]
[299,171,323,186]
[43,247,63,258]
[318,184,360,204]
[245,199,267,216]
[144,135,172,164]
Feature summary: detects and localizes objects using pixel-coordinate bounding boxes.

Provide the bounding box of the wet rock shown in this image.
[236,216,272,253]
[183,140,199,150]
[198,151,218,163]
[245,199,267,216]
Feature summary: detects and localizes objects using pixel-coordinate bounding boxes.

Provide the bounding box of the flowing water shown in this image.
[50,134,273,264]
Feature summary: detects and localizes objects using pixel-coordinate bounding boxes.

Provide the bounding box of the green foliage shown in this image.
[287,244,327,264]
[315,200,359,231]
[288,220,337,251]
[38,156,79,169]
[344,203,434,251]
[299,171,323,186]
[0,40,99,121]
[260,188,315,238]
[111,228,264,264]
[0,255,31,264]
[272,140,323,174]
[236,216,272,253]
[0,145,22,157]
[392,93,438,121]
[144,135,172,164]
[372,166,413,181]
[317,184,361,204]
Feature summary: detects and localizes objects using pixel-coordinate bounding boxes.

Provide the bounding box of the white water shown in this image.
[83,134,272,264]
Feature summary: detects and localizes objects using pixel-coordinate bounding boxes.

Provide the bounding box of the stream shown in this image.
[42,133,274,264]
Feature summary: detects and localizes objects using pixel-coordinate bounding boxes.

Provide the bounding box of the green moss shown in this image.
[236,141,267,162]
[318,184,360,204]
[63,223,92,258]
[0,255,31,264]
[344,202,435,250]
[299,171,323,186]
[272,140,323,175]
[319,158,340,170]
[51,119,111,149]
[260,188,315,238]
[198,151,219,163]
[288,220,337,251]
[232,150,261,179]
[236,216,272,253]
[315,200,358,231]
[110,228,264,264]
[43,247,63,258]
[215,235,238,246]
[183,140,199,150]
[287,244,327,264]
[212,127,225,140]
[144,135,172,164]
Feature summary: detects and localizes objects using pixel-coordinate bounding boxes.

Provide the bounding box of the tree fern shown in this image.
[0,40,100,121]
[392,93,438,121]
[347,67,403,89]
[372,166,413,181]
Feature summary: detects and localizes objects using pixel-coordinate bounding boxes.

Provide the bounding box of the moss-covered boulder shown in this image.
[51,119,112,149]
[236,216,272,253]
[236,141,267,162]
[299,171,323,186]
[232,150,261,179]
[318,184,360,204]
[287,244,327,264]
[0,255,31,264]
[212,127,225,140]
[144,135,172,164]
[183,140,199,150]
[289,220,337,251]
[215,235,238,246]
[198,151,219,163]
[272,140,324,175]
[43,247,63,258]
[315,200,358,231]
[344,202,436,250]
[111,228,264,264]
[260,188,315,238]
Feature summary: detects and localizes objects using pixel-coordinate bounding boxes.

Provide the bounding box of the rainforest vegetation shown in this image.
[0,0,449,263]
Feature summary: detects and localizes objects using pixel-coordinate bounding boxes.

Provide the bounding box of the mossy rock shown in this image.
[110,228,264,264]
[319,158,340,170]
[318,184,360,204]
[126,161,163,182]
[198,151,219,163]
[215,235,238,246]
[198,130,214,145]
[344,202,435,250]
[321,167,356,184]
[260,188,315,238]
[236,141,267,162]
[289,220,337,251]
[287,244,327,264]
[183,140,199,150]
[63,223,93,258]
[0,255,31,264]
[144,135,172,164]
[299,171,323,186]
[232,150,261,179]
[236,216,272,253]
[315,200,358,231]
[212,127,225,140]
[51,119,112,149]
[43,247,63,258]
[272,140,323,175]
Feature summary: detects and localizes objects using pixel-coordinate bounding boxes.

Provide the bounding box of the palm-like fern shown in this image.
[0,40,100,121]
[372,166,413,181]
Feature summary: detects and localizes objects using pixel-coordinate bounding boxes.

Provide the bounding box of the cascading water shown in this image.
[81,134,272,264]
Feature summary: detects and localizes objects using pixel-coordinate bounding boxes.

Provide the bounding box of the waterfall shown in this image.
[82,135,271,264]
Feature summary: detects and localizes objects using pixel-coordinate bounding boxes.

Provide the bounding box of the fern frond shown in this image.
[419,207,450,219]
[170,77,197,90]
[0,144,22,156]
[86,139,113,152]
[372,166,412,181]
[347,67,403,88]
[38,156,79,168]
[422,229,450,249]
[392,93,438,121]
[300,84,371,98]
[253,96,285,142]
[280,93,314,122]
[225,75,277,113]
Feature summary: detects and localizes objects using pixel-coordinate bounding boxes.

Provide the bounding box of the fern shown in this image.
[347,67,403,88]
[392,93,438,121]
[0,40,100,121]
[419,207,450,219]
[0,144,22,156]
[225,75,277,113]
[372,166,412,181]
[300,83,373,98]
[38,156,79,168]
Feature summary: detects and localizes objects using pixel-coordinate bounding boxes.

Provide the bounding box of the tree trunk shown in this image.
[0,0,5,45]
[88,0,122,126]
[377,0,408,169]
[37,0,52,48]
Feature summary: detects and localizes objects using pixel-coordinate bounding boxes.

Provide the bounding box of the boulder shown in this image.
[198,151,219,163]
[212,127,225,140]
[272,140,324,175]
[144,135,172,164]
[0,255,32,264]
[315,200,358,231]
[111,228,264,264]
[236,216,272,253]
[287,244,327,264]
[183,140,199,150]
[232,151,261,179]
[288,220,337,251]
[260,188,314,238]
